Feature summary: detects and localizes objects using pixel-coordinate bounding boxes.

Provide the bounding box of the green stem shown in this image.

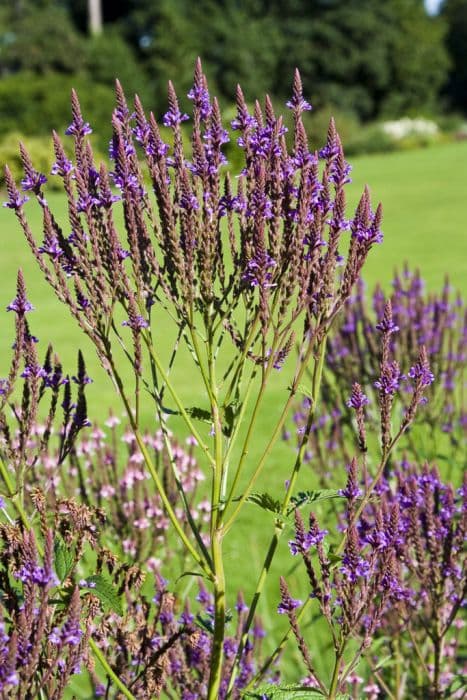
[226,333,327,696]
[207,530,226,700]
[142,335,215,468]
[89,638,137,700]
[433,631,443,700]
[221,330,282,516]
[0,455,40,543]
[106,346,213,580]
[328,648,344,700]
[206,323,227,699]
[223,329,323,535]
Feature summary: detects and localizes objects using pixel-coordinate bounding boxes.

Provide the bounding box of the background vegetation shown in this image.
[0,0,466,154]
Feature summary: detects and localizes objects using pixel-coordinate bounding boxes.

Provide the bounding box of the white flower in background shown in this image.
[382,117,439,140]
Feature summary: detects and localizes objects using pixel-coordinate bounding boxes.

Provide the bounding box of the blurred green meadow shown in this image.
[0,140,466,684]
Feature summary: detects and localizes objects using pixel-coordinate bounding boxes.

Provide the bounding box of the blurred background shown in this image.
[0,0,467,161]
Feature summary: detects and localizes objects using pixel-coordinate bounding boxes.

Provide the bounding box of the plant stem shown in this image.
[105,345,214,580]
[226,333,327,696]
[223,329,320,534]
[433,632,443,700]
[142,335,216,468]
[206,322,227,699]
[89,638,137,700]
[328,649,344,700]
[0,455,40,543]
[207,529,226,700]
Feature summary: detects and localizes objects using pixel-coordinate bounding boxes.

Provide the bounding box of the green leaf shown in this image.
[321,541,343,569]
[243,684,325,699]
[222,400,239,437]
[175,570,207,583]
[185,406,212,423]
[243,687,349,700]
[54,539,74,583]
[245,492,282,514]
[289,489,343,513]
[85,575,123,616]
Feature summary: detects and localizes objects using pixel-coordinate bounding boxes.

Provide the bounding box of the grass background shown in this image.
[0,140,466,688]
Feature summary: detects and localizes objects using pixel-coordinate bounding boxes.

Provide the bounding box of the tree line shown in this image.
[0,0,466,143]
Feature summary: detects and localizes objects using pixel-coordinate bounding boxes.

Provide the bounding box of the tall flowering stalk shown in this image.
[6,60,384,697]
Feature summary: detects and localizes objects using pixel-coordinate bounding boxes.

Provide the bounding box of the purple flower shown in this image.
[21,171,47,193]
[289,524,327,555]
[286,96,312,112]
[65,119,92,137]
[77,193,101,212]
[187,84,211,121]
[43,368,69,390]
[375,361,403,395]
[376,317,399,335]
[51,155,73,176]
[71,373,92,385]
[340,554,370,583]
[408,356,435,387]
[38,237,63,260]
[346,384,370,410]
[163,107,189,128]
[3,192,29,210]
[286,69,312,113]
[122,315,149,330]
[277,596,302,614]
[21,365,47,380]
[7,296,34,314]
[242,254,276,289]
[180,191,199,212]
[15,563,56,587]
[218,193,247,217]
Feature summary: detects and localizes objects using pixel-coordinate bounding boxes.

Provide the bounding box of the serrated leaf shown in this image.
[85,575,123,616]
[185,406,212,423]
[243,684,325,699]
[289,489,343,513]
[54,539,74,583]
[245,492,282,514]
[222,401,239,437]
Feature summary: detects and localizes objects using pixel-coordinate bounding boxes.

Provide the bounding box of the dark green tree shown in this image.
[270,0,449,119]
[442,0,467,112]
[0,1,86,76]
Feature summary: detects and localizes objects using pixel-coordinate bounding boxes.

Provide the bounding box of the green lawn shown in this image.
[0,141,466,684]
[1,140,465,425]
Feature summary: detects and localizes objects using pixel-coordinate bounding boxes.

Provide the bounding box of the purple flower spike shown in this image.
[375,361,403,395]
[38,237,63,260]
[21,171,47,193]
[277,595,302,615]
[65,119,92,137]
[286,69,312,113]
[7,297,34,314]
[408,346,435,387]
[347,383,370,410]
[122,315,149,330]
[163,84,189,128]
[163,109,189,128]
[7,271,34,315]
[3,192,29,210]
